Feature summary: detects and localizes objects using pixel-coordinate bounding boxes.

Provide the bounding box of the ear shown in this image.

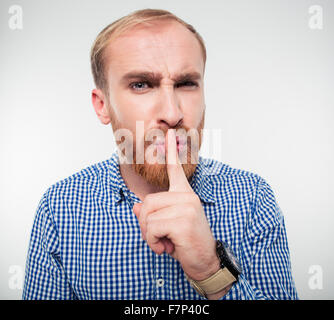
[92,88,112,125]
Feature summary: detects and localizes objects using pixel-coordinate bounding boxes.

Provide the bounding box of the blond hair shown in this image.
[90,8,207,94]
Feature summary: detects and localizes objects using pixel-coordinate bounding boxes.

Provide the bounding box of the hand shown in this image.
[133,129,220,281]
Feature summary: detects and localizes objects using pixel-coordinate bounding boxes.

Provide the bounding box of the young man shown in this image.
[22,9,298,300]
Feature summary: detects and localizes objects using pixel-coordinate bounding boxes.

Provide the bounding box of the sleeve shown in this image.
[221,178,298,300]
[22,191,77,300]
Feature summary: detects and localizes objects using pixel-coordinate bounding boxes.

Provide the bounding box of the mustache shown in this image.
[113,118,205,165]
[143,126,192,145]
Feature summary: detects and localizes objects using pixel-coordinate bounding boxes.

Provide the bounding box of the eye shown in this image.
[176,81,198,88]
[129,82,151,91]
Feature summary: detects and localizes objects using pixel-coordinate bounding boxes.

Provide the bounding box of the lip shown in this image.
[153,135,186,145]
[153,141,185,154]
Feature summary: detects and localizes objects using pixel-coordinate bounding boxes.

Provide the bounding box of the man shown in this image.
[22,8,298,300]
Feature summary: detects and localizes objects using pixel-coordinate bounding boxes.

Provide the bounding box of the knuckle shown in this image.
[146,214,154,224]
[145,224,152,239]
[184,204,196,217]
[179,218,192,235]
[143,194,155,208]
[188,192,198,201]
[185,192,200,204]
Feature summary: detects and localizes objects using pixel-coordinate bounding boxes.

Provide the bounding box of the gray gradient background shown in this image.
[0,0,333,299]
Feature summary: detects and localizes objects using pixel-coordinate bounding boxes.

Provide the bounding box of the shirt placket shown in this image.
[154,252,167,299]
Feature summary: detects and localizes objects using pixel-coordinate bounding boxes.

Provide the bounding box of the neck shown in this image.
[120,164,168,201]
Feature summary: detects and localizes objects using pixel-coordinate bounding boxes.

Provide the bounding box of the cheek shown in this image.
[180,93,205,125]
[110,90,156,129]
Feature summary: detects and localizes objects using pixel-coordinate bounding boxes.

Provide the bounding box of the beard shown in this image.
[110,110,205,189]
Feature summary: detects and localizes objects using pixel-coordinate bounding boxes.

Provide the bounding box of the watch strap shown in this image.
[186,267,236,297]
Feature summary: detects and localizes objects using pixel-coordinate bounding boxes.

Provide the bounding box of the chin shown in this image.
[132,161,198,189]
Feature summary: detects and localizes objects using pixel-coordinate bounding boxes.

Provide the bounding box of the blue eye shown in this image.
[130,82,150,91]
[129,80,198,91]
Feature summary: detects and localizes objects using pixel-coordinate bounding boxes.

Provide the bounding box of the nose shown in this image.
[156,85,184,129]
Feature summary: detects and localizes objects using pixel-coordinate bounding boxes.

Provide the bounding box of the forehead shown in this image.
[105,20,204,78]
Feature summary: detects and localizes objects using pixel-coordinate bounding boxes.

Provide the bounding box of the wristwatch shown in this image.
[186,240,242,298]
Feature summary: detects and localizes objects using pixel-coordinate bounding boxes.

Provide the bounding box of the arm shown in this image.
[22,191,76,300]
[134,130,298,300]
[221,178,298,300]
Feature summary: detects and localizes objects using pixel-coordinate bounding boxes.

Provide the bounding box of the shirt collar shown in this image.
[107,151,128,203]
[107,151,216,204]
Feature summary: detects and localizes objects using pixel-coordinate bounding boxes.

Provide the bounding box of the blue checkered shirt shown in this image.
[22,152,298,300]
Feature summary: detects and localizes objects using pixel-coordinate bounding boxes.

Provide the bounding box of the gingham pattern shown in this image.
[22,152,298,300]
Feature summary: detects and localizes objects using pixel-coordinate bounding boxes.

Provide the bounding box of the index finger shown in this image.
[166,129,192,192]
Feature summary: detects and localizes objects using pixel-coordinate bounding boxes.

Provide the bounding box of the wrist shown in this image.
[188,238,221,281]
[186,240,241,299]
[191,256,221,281]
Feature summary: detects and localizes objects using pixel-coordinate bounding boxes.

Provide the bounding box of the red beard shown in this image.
[111,113,204,189]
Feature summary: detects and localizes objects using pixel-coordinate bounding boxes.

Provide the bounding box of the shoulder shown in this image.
[198,156,263,185]
[52,158,111,188]
[199,157,283,229]
[41,156,115,209]
[197,157,276,206]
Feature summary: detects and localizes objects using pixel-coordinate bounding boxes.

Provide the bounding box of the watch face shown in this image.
[224,243,242,274]
[219,241,242,276]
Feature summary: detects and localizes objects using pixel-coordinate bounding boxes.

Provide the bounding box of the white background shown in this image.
[0,0,333,299]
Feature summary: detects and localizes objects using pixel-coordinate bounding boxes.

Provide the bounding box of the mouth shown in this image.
[153,138,185,155]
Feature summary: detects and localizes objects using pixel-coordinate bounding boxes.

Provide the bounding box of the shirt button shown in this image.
[156,278,165,287]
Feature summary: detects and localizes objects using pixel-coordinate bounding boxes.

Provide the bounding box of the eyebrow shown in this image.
[120,70,202,85]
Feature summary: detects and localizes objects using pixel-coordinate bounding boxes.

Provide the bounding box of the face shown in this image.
[92,20,206,188]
